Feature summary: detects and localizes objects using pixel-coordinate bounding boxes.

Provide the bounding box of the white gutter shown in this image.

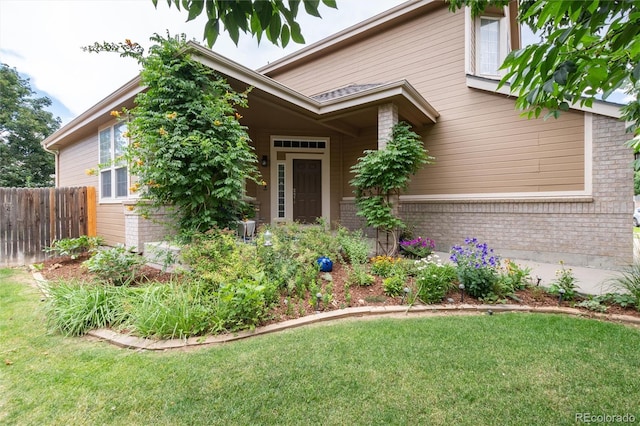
[42,76,144,149]
[466,75,623,119]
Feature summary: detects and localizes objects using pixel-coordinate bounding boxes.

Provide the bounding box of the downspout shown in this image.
[42,145,59,187]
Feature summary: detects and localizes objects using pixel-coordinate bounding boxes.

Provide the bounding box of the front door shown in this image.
[293,159,322,223]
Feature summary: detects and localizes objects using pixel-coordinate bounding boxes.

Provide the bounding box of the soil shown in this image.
[38,255,640,324]
[40,254,174,285]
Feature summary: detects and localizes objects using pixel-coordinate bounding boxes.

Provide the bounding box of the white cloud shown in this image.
[0,0,403,124]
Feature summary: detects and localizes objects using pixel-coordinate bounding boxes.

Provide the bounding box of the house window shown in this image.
[277,163,285,219]
[99,122,129,200]
[473,15,508,78]
[479,18,500,75]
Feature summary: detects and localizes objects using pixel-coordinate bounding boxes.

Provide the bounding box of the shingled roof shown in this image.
[312,83,386,102]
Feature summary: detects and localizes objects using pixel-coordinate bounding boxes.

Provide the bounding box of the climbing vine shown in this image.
[86,34,260,234]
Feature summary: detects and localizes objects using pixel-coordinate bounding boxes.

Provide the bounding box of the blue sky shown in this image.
[0,0,403,125]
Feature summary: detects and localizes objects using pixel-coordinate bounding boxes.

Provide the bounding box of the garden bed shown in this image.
[39,254,640,325]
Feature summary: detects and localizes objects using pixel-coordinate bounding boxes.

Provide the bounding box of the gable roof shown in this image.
[43,41,438,150]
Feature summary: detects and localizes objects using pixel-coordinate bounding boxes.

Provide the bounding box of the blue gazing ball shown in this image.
[317,256,333,272]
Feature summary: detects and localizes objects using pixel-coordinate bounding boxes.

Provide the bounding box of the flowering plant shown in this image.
[414,254,457,303]
[450,238,500,298]
[370,255,401,278]
[399,236,435,259]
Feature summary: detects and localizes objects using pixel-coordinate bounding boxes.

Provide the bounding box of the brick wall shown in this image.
[340,114,634,269]
[377,103,398,148]
[123,202,175,253]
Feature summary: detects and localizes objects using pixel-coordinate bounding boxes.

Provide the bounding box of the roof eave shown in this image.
[187,42,322,114]
[318,80,439,126]
[42,76,144,150]
[466,74,623,119]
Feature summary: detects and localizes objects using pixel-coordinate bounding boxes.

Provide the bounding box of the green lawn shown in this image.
[2,267,640,425]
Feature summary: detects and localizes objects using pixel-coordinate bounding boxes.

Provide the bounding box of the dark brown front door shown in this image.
[293,159,321,223]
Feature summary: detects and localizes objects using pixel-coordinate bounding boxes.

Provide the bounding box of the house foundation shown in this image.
[123,202,175,253]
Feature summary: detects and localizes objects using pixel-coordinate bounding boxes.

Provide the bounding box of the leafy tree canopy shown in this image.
[0,64,60,187]
[448,0,640,163]
[85,34,260,234]
[154,0,337,47]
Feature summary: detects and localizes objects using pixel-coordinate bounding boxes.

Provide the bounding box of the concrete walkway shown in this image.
[433,252,625,296]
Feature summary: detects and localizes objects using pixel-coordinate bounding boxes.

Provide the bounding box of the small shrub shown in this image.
[450,238,500,299]
[576,298,608,313]
[337,227,370,265]
[414,255,457,303]
[482,260,533,302]
[184,228,262,288]
[297,219,341,262]
[45,235,104,259]
[383,275,406,296]
[214,279,275,331]
[399,236,435,259]
[500,259,531,291]
[370,255,401,278]
[548,261,578,301]
[596,292,636,309]
[346,264,375,286]
[83,245,144,285]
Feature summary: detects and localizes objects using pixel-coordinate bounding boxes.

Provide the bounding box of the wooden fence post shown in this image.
[87,186,97,237]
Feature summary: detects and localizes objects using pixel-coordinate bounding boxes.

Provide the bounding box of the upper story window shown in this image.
[478,17,501,75]
[98,122,129,201]
[467,9,509,79]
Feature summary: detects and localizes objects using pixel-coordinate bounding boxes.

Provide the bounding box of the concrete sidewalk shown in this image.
[433,252,625,296]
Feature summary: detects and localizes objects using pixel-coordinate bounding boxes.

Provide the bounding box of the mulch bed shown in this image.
[38,255,640,323]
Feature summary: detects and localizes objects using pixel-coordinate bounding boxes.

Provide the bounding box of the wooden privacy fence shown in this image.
[0,187,96,266]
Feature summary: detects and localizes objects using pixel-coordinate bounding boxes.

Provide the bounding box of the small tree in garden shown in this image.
[349,122,433,255]
[84,34,260,235]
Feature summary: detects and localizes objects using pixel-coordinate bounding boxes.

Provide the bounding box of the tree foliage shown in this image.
[87,34,260,234]
[448,0,640,160]
[153,0,337,47]
[350,122,433,253]
[0,64,60,187]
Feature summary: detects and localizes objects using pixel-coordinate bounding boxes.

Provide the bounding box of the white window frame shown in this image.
[98,122,130,203]
[466,8,509,79]
[269,136,330,224]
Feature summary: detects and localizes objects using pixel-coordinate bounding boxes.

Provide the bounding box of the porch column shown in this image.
[377,103,398,149]
[376,103,400,255]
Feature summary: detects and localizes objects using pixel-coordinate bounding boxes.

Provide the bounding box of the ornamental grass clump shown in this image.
[450,238,500,299]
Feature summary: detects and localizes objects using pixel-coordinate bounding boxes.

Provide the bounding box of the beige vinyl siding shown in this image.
[267,6,585,196]
[96,204,125,246]
[340,127,377,197]
[58,134,98,188]
[58,130,126,245]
